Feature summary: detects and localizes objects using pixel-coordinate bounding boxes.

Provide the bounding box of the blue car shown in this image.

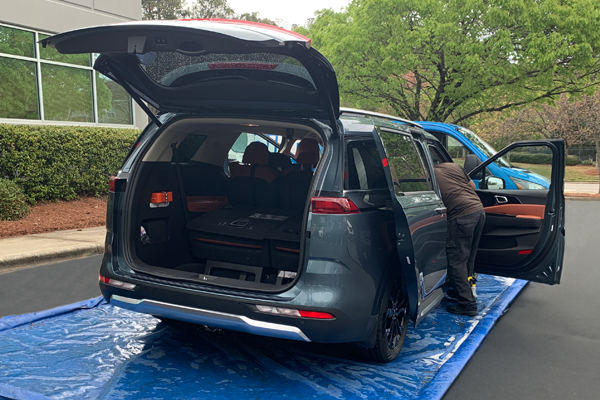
[416,122,550,190]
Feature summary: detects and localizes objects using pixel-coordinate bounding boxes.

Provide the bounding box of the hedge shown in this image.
[0,178,29,220]
[509,152,581,166]
[0,124,139,203]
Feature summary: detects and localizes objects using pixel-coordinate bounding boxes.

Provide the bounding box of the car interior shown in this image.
[127,118,323,291]
[427,142,553,269]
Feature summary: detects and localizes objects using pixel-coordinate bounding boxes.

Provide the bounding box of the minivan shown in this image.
[42,20,566,363]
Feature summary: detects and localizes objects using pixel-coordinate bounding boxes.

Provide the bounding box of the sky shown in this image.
[197,0,351,29]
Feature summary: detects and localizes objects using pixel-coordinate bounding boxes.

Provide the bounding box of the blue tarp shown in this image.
[0,276,527,400]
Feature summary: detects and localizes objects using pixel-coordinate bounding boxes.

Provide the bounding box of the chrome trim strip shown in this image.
[110,295,311,342]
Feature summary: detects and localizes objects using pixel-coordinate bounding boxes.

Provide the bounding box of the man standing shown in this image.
[434,162,486,316]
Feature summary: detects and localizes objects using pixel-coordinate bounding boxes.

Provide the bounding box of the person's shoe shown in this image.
[446,304,478,317]
[445,288,459,299]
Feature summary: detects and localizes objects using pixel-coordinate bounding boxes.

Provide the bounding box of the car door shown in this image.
[372,125,448,326]
[40,20,340,131]
[468,140,565,284]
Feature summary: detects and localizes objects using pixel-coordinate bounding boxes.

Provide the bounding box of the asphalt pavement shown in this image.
[444,200,600,400]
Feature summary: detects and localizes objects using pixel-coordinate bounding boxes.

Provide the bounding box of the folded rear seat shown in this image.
[186,207,299,284]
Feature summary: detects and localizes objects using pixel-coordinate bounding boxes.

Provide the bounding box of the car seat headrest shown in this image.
[242,142,270,165]
[295,138,320,166]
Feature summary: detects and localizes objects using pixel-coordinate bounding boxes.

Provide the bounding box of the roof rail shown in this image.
[339,107,423,129]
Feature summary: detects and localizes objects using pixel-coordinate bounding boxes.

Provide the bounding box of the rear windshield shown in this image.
[137,52,316,90]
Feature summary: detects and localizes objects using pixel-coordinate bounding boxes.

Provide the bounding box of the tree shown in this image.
[142,0,186,20]
[305,0,600,124]
[238,12,279,27]
[185,0,235,19]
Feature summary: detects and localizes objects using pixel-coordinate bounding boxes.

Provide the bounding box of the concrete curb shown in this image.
[565,196,600,201]
[0,244,104,273]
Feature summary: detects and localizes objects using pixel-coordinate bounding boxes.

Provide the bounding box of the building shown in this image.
[0,0,145,129]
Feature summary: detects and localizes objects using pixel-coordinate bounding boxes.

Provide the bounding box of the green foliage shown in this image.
[0,178,29,221]
[581,160,595,166]
[0,124,139,203]
[510,152,581,166]
[567,155,582,166]
[186,0,235,18]
[142,0,186,20]
[306,0,600,124]
[238,12,278,26]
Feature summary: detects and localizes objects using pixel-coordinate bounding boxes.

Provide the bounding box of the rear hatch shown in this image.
[40,19,340,125]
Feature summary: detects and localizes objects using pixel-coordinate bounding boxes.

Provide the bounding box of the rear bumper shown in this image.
[110,294,311,342]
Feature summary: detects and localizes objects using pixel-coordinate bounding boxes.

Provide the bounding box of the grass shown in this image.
[512,163,599,182]
[451,158,598,182]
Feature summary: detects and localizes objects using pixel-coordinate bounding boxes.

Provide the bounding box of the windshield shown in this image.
[456,126,513,168]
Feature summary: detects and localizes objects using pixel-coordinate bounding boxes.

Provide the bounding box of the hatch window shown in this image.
[139,52,316,90]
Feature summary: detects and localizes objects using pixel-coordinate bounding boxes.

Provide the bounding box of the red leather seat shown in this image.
[227,142,281,208]
[282,138,320,210]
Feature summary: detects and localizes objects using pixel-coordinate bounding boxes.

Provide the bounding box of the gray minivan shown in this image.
[42,20,566,363]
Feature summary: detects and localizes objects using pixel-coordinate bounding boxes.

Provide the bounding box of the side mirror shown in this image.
[482,176,505,190]
[463,154,482,174]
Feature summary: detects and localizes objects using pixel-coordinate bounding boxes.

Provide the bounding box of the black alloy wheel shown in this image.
[364,275,409,363]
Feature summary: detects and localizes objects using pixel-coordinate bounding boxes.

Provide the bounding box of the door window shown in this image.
[447,136,474,167]
[378,129,431,194]
[344,140,387,190]
[476,145,551,190]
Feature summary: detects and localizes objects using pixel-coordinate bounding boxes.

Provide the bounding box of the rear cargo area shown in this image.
[124,118,323,291]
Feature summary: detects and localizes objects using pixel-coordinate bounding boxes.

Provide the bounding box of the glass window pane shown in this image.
[96,73,133,125]
[0,26,34,57]
[0,56,39,119]
[39,34,90,66]
[378,130,430,194]
[42,64,93,122]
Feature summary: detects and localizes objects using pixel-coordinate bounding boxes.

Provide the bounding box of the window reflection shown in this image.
[42,64,93,122]
[0,57,39,119]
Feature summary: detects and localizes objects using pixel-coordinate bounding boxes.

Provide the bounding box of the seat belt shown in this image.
[171,142,191,223]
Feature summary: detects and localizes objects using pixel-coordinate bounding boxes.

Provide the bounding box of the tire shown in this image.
[363,275,409,363]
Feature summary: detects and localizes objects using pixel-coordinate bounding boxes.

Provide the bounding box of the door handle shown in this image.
[495,195,509,204]
[435,207,447,215]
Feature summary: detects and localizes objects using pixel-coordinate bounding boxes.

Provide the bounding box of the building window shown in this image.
[0,24,133,126]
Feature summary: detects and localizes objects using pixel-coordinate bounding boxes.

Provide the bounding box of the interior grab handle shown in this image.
[495,195,509,204]
[435,207,447,215]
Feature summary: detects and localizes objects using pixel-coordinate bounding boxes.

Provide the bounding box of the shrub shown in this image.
[509,152,553,164]
[0,178,29,220]
[509,152,581,166]
[581,159,594,166]
[566,155,582,166]
[0,124,139,203]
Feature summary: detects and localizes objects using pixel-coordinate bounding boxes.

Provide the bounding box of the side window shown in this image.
[378,129,432,194]
[428,145,444,165]
[227,132,278,163]
[345,140,387,190]
[415,142,433,188]
[173,133,207,163]
[475,145,551,191]
[447,136,474,167]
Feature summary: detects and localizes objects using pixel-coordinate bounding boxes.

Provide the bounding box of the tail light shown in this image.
[311,197,360,214]
[109,176,126,193]
[255,305,335,319]
[99,274,136,290]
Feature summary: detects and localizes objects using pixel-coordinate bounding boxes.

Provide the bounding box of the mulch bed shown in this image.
[0,197,107,239]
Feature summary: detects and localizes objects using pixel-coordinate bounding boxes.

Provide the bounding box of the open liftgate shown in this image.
[0,275,526,400]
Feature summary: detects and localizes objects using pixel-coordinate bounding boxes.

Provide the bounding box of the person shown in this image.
[434,162,486,316]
